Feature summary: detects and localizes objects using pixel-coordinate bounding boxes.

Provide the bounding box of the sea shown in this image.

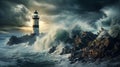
[0,30,119,67]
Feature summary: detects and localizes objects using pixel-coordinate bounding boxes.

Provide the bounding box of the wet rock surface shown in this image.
[49,28,120,64]
[7,34,36,45]
[68,30,120,63]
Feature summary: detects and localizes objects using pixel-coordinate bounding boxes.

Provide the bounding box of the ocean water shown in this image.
[0,31,67,67]
[0,31,119,67]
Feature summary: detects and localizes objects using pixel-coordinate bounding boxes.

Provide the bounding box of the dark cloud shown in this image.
[0,0,31,27]
[0,0,120,29]
[36,0,119,14]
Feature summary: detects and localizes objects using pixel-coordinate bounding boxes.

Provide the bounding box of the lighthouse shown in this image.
[33,10,40,35]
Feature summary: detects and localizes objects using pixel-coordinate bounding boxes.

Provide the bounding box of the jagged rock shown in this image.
[72,31,97,51]
[48,46,56,53]
[7,34,36,46]
[60,46,72,55]
[68,29,120,63]
[48,27,120,63]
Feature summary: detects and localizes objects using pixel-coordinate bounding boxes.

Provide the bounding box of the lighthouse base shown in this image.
[33,27,39,35]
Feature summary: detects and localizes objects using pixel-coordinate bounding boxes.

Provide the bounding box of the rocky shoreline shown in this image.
[49,28,120,64]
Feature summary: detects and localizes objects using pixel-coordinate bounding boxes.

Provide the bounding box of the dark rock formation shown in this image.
[49,28,120,63]
[48,46,56,53]
[7,34,36,46]
[49,31,97,55]
[68,30,120,63]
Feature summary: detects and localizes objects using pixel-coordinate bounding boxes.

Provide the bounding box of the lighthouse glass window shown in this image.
[33,14,39,18]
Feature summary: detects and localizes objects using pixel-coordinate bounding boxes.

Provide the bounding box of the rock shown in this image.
[48,46,56,53]
[68,29,120,63]
[7,34,36,46]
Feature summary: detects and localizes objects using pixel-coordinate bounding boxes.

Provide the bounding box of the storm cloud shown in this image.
[0,0,120,30]
[0,1,28,26]
[33,0,119,15]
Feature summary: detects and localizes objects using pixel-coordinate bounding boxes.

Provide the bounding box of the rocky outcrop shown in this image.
[49,28,120,63]
[7,34,36,45]
[69,29,120,63]
[49,31,97,55]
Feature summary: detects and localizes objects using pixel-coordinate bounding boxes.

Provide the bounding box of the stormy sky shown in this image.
[0,0,120,31]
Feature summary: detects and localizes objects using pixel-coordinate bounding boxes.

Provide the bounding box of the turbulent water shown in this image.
[0,30,119,67]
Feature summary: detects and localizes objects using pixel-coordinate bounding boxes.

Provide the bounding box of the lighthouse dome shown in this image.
[33,10,39,19]
[34,10,38,14]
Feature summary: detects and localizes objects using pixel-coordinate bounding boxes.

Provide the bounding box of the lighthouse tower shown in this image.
[33,10,40,35]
